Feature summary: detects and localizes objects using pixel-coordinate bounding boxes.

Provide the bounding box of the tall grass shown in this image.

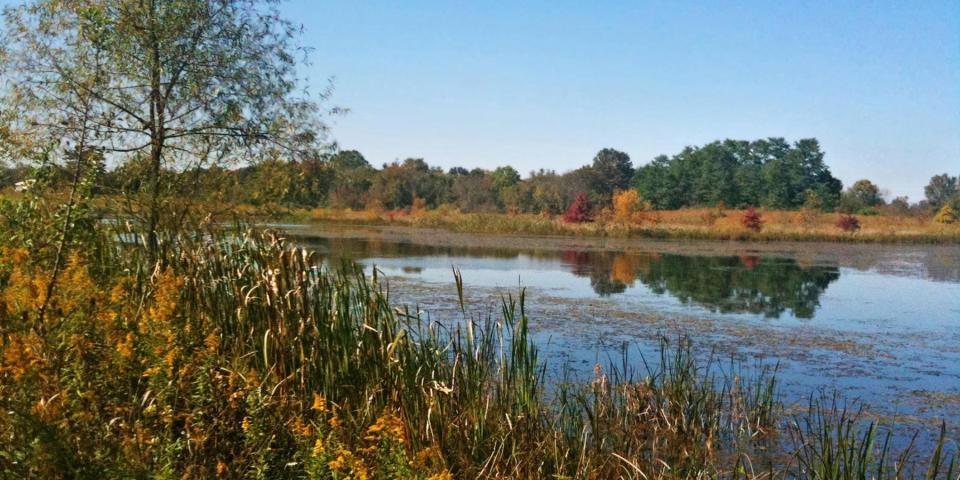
[0,225,957,478]
[298,207,960,244]
[790,395,958,480]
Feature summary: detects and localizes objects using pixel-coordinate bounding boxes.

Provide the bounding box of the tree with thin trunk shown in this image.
[1,0,332,262]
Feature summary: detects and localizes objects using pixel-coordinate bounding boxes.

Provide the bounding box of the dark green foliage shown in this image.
[364,158,449,209]
[590,148,634,200]
[840,179,885,214]
[925,173,959,210]
[632,138,842,210]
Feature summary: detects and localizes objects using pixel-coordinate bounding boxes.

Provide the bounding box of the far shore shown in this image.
[267,206,960,245]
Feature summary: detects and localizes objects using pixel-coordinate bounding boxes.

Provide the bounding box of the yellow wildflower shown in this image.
[163,347,179,368]
[1,333,42,380]
[241,417,251,432]
[328,448,350,471]
[312,438,324,457]
[414,446,439,469]
[116,332,135,359]
[311,392,328,413]
[291,416,313,437]
[2,265,46,314]
[216,460,228,476]
[146,269,183,324]
[353,463,370,480]
[365,411,405,444]
[427,471,454,480]
[109,279,129,304]
[57,255,97,312]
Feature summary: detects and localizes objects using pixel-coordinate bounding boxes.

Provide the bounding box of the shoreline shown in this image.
[271,222,960,282]
[272,207,960,246]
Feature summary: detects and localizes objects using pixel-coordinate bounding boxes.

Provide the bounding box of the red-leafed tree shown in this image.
[563,192,593,223]
[835,214,861,232]
[741,207,764,232]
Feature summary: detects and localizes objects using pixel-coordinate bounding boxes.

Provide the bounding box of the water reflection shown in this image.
[296,235,841,319]
[561,250,839,318]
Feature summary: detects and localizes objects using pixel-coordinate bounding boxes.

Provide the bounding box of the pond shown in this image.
[280,223,960,443]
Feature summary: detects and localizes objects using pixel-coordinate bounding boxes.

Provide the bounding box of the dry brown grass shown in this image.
[290,206,960,244]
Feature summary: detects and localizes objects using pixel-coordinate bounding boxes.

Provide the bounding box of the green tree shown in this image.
[491,166,521,191]
[490,165,521,208]
[632,155,679,209]
[590,148,633,199]
[840,179,883,213]
[1,0,328,260]
[924,173,958,209]
[365,158,447,209]
[888,196,911,215]
[450,169,497,212]
[327,150,374,209]
[632,138,840,211]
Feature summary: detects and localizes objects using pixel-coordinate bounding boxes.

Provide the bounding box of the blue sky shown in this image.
[1,0,956,199]
[286,0,959,200]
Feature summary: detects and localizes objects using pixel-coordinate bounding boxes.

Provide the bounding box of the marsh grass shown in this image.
[0,225,957,478]
[298,207,960,244]
[790,395,958,480]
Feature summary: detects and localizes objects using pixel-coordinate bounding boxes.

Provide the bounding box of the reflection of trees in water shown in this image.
[924,254,960,283]
[562,251,840,318]
[298,235,563,262]
[295,233,960,319]
[563,251,630,296]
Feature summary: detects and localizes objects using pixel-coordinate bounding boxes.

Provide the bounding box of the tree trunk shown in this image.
[146,0,165,264]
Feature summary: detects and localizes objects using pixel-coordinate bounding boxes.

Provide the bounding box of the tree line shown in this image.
[0,0,956,229]
[3,139,958,218]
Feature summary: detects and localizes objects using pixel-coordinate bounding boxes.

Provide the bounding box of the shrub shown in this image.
[934,204,957,224]
[563,192,593,223]
[836,214,861,232]
[411,195,427,215]
[701,205,726,226]
[741,207,763,232]
[799,207,819,229]
[612,189,640,223]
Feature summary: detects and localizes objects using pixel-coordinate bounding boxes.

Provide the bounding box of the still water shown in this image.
[283,224,960,437]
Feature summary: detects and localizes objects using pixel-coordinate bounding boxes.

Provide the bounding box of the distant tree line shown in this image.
[633,138,842,210]
[2,138,957,217]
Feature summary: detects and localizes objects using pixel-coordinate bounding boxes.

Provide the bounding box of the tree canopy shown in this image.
[925,173,958,209]
[632,138,841,210]
[1,0,329,258]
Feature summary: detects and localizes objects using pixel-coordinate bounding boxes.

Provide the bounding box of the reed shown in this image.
[0,224,956,478]
[789,394,958,480]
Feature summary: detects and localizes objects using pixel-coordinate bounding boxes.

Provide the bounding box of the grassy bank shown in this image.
[1,225,957,478]
[287,207,960,244]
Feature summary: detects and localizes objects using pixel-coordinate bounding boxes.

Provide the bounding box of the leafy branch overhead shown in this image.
[1,0,334,258]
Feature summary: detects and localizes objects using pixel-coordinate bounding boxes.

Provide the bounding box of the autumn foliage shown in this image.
[612,189,641,222]
[934,204,957,224]
[563,192,593,223]
[835,214,861,232]
[741,207,764,232]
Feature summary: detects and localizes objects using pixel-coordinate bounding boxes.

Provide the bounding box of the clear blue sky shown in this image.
[286,0,959,200]
[1,1,956,199]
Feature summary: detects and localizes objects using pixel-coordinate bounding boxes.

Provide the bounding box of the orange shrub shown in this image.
[612,189,641,223]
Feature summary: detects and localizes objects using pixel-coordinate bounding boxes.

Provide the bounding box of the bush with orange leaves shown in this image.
[612,189,648,223]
